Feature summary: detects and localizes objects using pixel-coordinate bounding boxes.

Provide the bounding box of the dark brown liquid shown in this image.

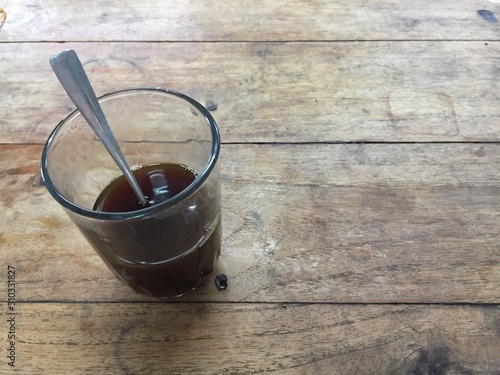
[94,163,197,212]
[87,163,221,298]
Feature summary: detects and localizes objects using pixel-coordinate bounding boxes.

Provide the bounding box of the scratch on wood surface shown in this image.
[263,232,288,261]
[353,353,366,375]
[113,318,147,375]
[249,210,265,234]
[257,322,285,373]
[83,57,148,81]
[263,238,277,259]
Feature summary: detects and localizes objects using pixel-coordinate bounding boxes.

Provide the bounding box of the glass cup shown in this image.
[41,88,221,298]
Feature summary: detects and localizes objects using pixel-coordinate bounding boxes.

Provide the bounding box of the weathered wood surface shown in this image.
[1,303,499,374]
[2,0,500,371]
[1,143,499,303]
[1,0,500,42]
[1,41,500,144]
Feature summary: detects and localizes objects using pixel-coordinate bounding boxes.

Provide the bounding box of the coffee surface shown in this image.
[93,163,196,212]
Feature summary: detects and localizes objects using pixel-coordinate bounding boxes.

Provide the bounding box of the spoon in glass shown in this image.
[49,49,149,207]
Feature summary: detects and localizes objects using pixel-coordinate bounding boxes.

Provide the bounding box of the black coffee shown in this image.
[86,163,221,298]
[93,163,197,212]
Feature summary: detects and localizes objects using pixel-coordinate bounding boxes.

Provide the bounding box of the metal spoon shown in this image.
[49,49,149,207]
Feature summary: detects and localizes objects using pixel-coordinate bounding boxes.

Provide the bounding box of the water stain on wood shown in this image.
[404,18,421,28]
[477,9,498,23]
[79,315,96,335]
[0,165,37,177]
[474,146,485,157]
[385,91,460,137]
[205,99,218,111]
[409,346,475,375]
[410,347,452,375]
[38,216,65,229]
[481,306,500,337]
[257,48,273,58]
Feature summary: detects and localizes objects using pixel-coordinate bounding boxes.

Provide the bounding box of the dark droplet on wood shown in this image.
[404,19,420,28]
[205,100,218,111]
[477,9,498,23]
[215,274,228,290]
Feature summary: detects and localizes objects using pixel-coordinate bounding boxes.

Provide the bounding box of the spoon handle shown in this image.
[49,49,148,207]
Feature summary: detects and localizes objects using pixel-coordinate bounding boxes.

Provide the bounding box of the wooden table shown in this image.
[1,1,500,373]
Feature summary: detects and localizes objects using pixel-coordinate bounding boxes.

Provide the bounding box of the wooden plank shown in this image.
[1,0,500,42]
[1,144,500,303]
[1,41,500,144]
[1,303,499,374]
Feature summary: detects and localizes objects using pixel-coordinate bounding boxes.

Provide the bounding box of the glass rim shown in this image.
[40,87,220,221]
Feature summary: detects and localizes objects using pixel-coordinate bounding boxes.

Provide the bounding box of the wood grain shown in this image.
[1,0,500,42]
[1,303,499,374]
[2,0,500,372]
[1,41,500,144]
[1,143,499,303]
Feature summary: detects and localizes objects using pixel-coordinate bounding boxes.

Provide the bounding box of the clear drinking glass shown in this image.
[41,88,221,298]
